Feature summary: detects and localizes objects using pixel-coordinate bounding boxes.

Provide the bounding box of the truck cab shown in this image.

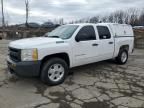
[7,23,134,85]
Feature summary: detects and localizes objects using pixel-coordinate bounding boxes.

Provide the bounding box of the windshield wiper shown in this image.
[48,36,60,38]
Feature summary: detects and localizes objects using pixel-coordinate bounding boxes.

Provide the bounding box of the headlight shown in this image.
[21,48,38,61]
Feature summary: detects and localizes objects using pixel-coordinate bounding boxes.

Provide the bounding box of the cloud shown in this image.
[2,0,144,24]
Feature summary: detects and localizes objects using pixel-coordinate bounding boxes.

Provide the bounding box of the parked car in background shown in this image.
[27,23,40,28]
[19,22,40,28]
[41,22,55,28]
[7,23,134,85]
[55,24,60,27]
[18,24,26,28]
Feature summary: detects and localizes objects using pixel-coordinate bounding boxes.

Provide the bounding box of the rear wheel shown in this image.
[41,58,68,85]
[116,49,128,64]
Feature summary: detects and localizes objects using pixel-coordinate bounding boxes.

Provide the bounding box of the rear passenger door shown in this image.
[96,26,114,59]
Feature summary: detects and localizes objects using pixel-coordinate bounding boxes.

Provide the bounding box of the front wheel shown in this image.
[116,50,128,64]
[41,58,69,85]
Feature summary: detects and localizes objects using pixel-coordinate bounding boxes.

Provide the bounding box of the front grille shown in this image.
[9,47,21,62]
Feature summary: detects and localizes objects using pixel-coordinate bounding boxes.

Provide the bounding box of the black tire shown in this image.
[116,49,128,65]
[41,58,69,85]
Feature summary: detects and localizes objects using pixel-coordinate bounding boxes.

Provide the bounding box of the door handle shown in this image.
[92,43,99,46]
[109,42,113,44]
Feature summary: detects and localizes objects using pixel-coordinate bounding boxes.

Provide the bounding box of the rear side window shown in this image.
[97,26,111,39]
[76,26,96,41]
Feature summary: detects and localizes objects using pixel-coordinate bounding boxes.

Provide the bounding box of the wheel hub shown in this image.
[121,52,127,63]
[48,64,64,82]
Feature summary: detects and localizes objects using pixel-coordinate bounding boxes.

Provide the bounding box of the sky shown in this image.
[0,0,144,24]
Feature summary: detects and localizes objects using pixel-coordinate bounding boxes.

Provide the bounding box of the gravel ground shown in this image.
[0,40,144,108]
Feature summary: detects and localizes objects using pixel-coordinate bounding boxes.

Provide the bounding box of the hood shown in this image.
[9,37,63,49]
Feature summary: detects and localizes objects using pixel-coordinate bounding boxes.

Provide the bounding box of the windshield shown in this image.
[46,25,79,39]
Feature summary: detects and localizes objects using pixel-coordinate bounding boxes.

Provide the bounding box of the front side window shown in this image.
[46,25,79,39]
[97,26,111,39]
[76,26,96,41]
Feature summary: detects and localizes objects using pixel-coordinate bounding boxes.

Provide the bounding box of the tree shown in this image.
[59,18,64,25]
[89,16,99,23]
[69,8,143,26]
[107,10,126,24]
[139,9,144,26]
[101,16,108,23]
[25,0,30,27]
[128,8,139,26]
[123,10,130,24]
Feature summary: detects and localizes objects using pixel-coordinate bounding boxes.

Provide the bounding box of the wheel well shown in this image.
[120,45,129,52]
[40,53,70,73]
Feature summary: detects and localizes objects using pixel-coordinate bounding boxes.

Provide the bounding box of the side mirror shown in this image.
[75,34,88,42]
[75,36,80,42]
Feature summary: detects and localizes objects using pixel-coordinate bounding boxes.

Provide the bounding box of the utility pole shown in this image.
[1,0,5,39]
[1,0,5,27]
[25,0,29,28]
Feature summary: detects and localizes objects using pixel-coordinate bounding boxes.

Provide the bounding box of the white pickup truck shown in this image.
[7,23,134,85]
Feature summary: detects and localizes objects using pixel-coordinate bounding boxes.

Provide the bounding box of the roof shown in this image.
[67,23,130,26]
[67,23,96,26]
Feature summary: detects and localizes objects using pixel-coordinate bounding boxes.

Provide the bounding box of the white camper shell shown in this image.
[97,23,134,37]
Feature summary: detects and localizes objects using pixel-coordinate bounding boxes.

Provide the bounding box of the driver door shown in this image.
[72,25,99,67]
